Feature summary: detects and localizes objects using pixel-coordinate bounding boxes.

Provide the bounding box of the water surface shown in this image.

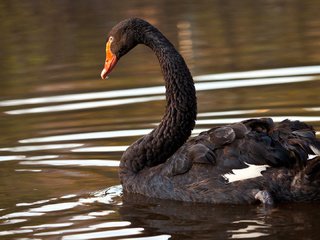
[0,0,320,239]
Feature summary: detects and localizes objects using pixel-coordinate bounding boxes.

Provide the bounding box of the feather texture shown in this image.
[103,18,320,204]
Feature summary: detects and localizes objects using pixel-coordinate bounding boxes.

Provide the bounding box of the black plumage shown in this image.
[102,18,320,204]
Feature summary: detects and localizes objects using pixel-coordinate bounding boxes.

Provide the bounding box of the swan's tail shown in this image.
[305,137,320,183]
[290,156,320,202]
[304,156,320,184]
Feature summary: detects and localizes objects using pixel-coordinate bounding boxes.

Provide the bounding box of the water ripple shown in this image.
[198,109,269,117]
[1,65,319,108]
[0,185,124,239]
[122,235,171,240]
[0,188,125,238]
[0,219,27,226]
[228,220,271,239]
[88,210,115,216]
[0,143,83,152]
[3,75,317,115]
[196,116,320,125]
[21,222,74,229]
[19,129,153,143]
[15,169,42,173]
[60,227,144,240]
[72,146,128,152]
[5,96,165,115]
[0,86,164,107]
[0,211,44,219]
[30,202,80,213]
[0,155,26,161]
[30,222,134,237]
[195,65,320,81]
[21,159,120,167]
[305,107,320,112]
[25,155,59,160]
[0,229,33,236]
[195,76,316,91]
[16,199,55,207]
[18,115,319,144]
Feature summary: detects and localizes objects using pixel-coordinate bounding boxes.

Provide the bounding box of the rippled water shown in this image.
[1,1,320,239]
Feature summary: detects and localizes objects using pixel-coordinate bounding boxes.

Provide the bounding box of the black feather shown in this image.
[103,18,320,204]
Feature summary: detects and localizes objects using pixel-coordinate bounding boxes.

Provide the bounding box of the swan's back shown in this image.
[122,118,320,204]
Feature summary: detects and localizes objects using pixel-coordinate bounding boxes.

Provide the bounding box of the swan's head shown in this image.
[101,18,143,79]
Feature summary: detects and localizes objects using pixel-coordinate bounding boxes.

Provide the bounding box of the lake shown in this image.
[0,0,320,239]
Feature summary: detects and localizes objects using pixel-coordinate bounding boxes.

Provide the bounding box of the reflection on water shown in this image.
[21,159,120,167]
[3,75,319,115]
[5,96,165,115]
[196,115,320,125]
[72,146,128,152]
[0,0,320,239]
[194,65,320,81]
[19,129,154,143]
[0,155,26,161]
[0,143,83,152]
[228,220,270,238]
[1,65,319,108]
[58,227,144,240]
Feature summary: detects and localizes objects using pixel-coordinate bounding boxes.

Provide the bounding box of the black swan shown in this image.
[101,18,320,204]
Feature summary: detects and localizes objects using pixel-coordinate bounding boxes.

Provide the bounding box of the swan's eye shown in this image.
[109,36,114,42]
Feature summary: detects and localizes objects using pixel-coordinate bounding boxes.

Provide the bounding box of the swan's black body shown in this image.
[103,18,320,204]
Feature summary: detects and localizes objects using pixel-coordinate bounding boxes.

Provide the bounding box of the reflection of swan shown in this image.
[120,194,265,239]
[119,194,319,239]
[101,18,320,204]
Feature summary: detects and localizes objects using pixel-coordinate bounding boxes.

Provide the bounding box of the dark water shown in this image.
[0,0,320,239]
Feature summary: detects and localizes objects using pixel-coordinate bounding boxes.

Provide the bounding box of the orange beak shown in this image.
[101,38,117,79]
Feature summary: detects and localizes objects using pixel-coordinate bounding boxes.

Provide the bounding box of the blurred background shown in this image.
[0,0,319,239]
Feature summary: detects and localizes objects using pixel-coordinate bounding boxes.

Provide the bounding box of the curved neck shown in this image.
[120,25,197,175]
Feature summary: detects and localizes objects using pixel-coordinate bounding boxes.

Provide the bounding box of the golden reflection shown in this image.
[177,20,194,69]
[305,107,320,112]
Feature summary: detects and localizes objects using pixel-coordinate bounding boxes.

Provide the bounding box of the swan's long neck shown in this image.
[120,25,197,176]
